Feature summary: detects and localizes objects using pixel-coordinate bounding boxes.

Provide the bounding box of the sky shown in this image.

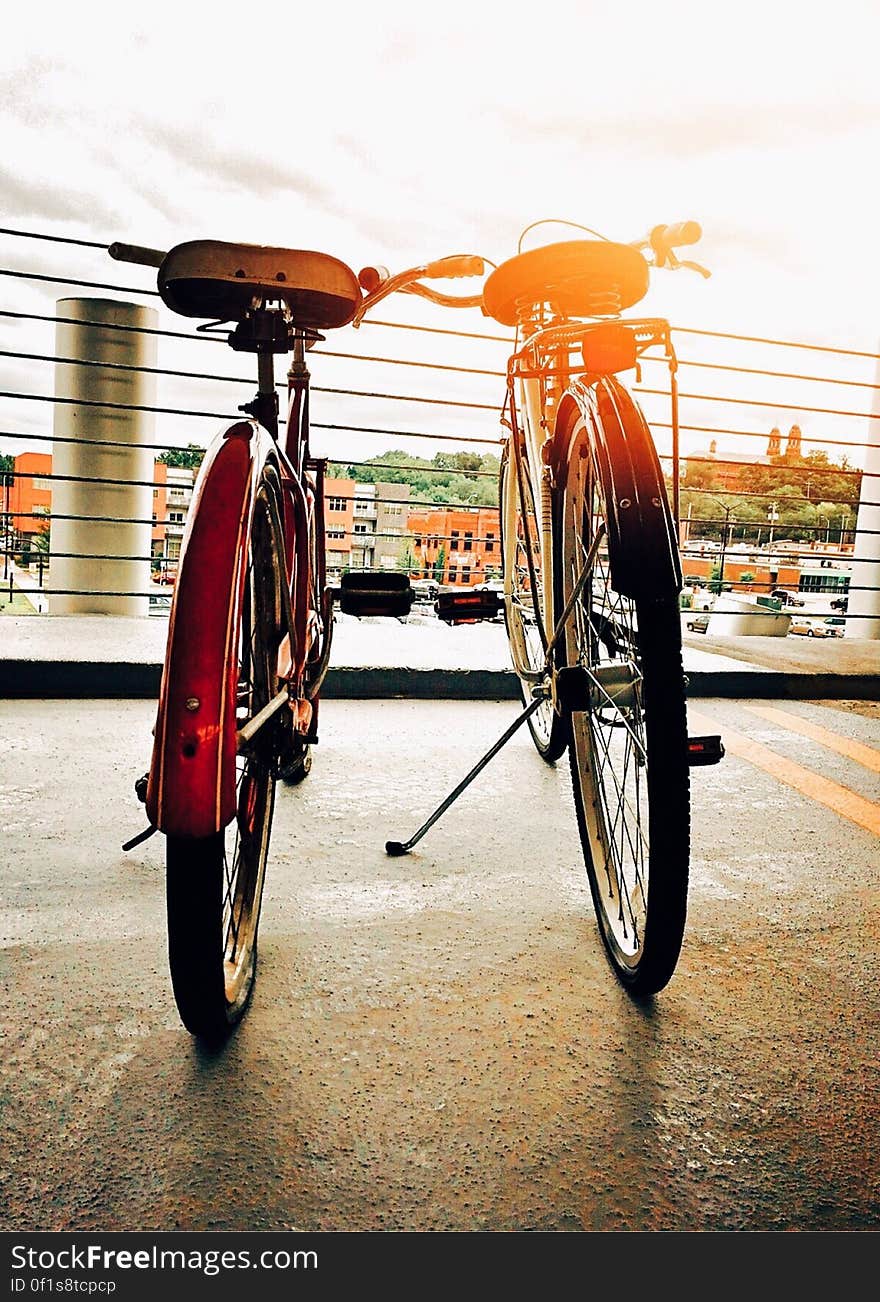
[3,0,880,471]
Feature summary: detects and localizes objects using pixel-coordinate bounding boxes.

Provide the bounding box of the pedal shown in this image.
[435,588,503,624]
[134,772,149,803]
[338,571,414,618]
[687,735,725,766]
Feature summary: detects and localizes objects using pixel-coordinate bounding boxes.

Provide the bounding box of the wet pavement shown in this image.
[1,695,878,1231]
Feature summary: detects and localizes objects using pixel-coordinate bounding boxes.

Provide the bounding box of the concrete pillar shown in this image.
[51,298,158,615]
[846,348,880,639]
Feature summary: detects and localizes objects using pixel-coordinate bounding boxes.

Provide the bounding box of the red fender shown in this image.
[146,421,277,839]
[553,379,681,600]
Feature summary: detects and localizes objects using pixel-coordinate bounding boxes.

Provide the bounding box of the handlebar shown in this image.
[352,254,487,327]
[633,220,710,278]
[650,221,701,252]
[108,242,167,268]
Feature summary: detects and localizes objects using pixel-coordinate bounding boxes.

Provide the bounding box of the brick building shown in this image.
[407,505,501,585]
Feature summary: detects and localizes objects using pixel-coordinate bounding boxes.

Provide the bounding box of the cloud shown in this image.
[142,124,338,207]
[493,99,880,160]
[0,172,125,230]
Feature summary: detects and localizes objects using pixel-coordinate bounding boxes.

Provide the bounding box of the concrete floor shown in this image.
[1,695,878,1231]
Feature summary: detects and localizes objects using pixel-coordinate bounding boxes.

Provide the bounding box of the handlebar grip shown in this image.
[423,255,485,279]
[358,265,391,293]
[107,242,167,268]
[651,221,701,250]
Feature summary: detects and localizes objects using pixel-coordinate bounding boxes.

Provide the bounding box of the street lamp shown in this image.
[767,502,779,547]
[700,494,737,595]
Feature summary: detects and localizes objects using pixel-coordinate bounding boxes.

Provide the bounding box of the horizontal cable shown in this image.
[362,317,512,345]
[7,548,162,562]
[681,452,868,480]
[1,309,507,380]
[312,421,499,447]
[336,459,498,479]
[0,428,206,456]
[639,383,875,422]
[0,227,108,249]
[654,419,872,455]
[314,346,505,378]
[3,348,502,414]
[8,488,496,516]
[1,390,501,446]
[671,325,880,362]
[0,267,160,297]
[683,483,875,511]
[675,355,880,393]
[0,308,223,344]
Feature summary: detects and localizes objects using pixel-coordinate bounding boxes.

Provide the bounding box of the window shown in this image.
[447,568,457,583]
[461,567,471,582]
[327,497,346,512]
[464,531,473,551]
[33,478,52,492]
[414,536,422,548]
[355,501,371,515]
[450,530,460,551]
[168,511,184,523]
[385,504,401,516]
[327,528,345,540]
[354,522,369,534]
[485,531,495,553]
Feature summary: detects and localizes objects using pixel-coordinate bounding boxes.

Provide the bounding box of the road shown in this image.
[1,696,878,1232]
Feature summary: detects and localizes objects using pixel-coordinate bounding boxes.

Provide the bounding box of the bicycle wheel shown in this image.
[499,444,568,762]
[555,391,690,995]
[165,468,287,1036]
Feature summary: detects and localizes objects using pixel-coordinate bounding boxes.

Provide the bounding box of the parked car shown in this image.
[788,617,841,638]
[686,613,710,634]
[770,588,805,607]
[410,578,439,603]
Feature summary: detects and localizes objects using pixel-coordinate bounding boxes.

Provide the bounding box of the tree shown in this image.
[433,545,446,583]
[158,444,205,470]
[398,545,417,575]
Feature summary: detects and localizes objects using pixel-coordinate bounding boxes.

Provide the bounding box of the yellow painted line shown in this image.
[742,703,880,774]
[688,707,880,839]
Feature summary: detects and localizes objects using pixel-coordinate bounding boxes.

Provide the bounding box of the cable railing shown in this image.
[1,225,877,628]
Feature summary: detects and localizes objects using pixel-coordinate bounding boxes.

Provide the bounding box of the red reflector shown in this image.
[581,323,638,374]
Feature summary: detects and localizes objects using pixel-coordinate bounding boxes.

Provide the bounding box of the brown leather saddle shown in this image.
[157,240,363,329]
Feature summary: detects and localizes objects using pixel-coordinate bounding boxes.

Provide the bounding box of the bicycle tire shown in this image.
[555,386,690,995]
[499,445,568,762]
[165,467,288,1036]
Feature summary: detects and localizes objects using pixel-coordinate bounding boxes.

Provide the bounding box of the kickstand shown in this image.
[122,824,158,852]
[385,696,544,856]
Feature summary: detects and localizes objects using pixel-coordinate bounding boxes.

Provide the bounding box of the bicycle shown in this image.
[110,236,485,1037]
[389,219,723,997]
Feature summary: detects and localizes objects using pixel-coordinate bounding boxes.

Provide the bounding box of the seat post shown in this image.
[242,348,279,439]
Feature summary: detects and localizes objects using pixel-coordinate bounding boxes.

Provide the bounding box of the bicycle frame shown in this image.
[145,333,329,840]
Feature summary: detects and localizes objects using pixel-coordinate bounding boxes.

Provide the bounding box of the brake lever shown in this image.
[677,258,712,279]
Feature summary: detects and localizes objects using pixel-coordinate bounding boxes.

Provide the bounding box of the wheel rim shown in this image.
[222,485,280,1009]
[560,422,650,968]
[501,452,557,751]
